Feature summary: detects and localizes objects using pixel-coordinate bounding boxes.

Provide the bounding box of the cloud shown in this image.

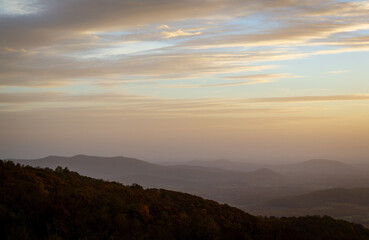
[4,0,364,49]
[0,0,42,15]
[1,91,368,127]
[164,73,299,88]
[0,0,244,49]
[300,0,369,17]
[2,46,27,53]
[0,49,278,87]
[0,91,285,118]
[0,0,368,101]
[162,29,202,38]
[0,91,146,104]
[226,73,299,80]
[250,95,369,103]
[329,70,349,74]
[186,22,369,48]
[3,91,368,113]
[157,24,170,30]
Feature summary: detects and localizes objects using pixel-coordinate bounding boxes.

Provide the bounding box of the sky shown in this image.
[0,0,369,163]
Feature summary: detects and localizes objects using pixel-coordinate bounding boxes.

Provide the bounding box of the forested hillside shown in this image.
[1,160,369,240]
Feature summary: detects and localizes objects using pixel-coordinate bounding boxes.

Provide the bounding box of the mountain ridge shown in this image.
[2,160,369,240]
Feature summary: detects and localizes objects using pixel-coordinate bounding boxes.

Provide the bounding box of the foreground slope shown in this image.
[1,161,369,240]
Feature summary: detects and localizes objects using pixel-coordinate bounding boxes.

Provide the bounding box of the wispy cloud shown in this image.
[2,91,368,114]
[162,29,202,38]
[250,95,369,103]
[1,0,368,113]
[329,70,350,74]
[157,24,170,30]
[164,73,300,88]
[2,46,27,53]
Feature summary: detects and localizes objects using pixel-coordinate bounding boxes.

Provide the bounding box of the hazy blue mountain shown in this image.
[250,188,369,228]
[172,159,266,172]
[16,155,289,187]
[270,188,369,208]
[16,155,293,207]
[15,154,163,179]
[274,159,355,176]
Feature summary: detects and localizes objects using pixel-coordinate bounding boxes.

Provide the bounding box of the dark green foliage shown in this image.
[1,160,369,240]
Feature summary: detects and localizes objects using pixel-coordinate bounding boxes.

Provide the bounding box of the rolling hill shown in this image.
[270,188,369,208]
[14,154,163,179]
[15,155,292,200]
[252,188,369,228]
[2,160,369,240]
[181,159,266,172]
[275,159,355,176]
[15,155,369,227]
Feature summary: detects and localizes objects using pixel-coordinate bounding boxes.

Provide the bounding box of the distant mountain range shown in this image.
[251,188,369,228]
[14,155,369,227]
[15,154,162,179]
[15,155,294,205]
[180,158,357,176]
[15,154,291,188]
[182,159,266,172]
[275,159,356,176]
[271,188,369,208]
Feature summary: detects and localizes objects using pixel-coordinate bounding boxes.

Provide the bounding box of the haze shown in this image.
[1,0,369,162]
